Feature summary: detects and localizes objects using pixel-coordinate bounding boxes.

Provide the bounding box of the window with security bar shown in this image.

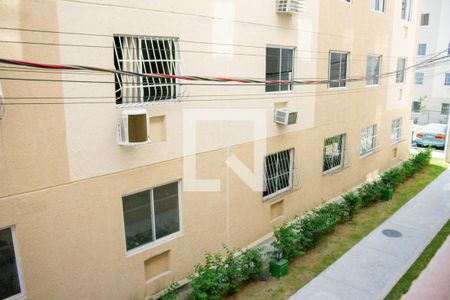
[366,55,381,85]
[323,134,346,173]
[360,124,378,156]
[396,58,406,83]
[441,103,450,116]
[263,148,294,199]
[329,52,349,88]
[265,47,294,92]
[391,118,403,143]
[114,35,178,105]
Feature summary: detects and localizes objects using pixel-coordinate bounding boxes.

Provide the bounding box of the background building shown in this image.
[411,0,450,125]
[0,0,419,299]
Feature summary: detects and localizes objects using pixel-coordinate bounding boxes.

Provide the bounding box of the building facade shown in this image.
[411,0,450,125]
[0,0,418,299]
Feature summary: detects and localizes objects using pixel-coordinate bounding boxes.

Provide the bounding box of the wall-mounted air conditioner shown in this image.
[0,82,4,120]
[276,0,304,14]
[274,108,298,125]
[117,109,150,146]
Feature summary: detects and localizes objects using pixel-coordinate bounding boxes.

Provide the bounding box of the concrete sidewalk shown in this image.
[289,168,450,300]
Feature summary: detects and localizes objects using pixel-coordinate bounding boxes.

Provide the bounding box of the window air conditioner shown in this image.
[117,109,150,145]
[274,108,298,125]
[276,0,304,14]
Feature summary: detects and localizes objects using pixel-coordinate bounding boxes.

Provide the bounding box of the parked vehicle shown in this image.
[415,124,448,149]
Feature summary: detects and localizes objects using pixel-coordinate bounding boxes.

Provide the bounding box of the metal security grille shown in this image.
[360,125,378,156]
[323,134,346,173]
[263,149,294,199]
[114,35,179,105]
[391,118,403,142]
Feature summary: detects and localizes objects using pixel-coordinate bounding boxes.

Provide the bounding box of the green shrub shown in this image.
[189,246,264,299]
[272,223,309,260]
[342,191,360,218]
[159,282,180,300]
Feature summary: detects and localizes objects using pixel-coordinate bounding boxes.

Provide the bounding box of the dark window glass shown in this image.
[0,228,21,300]
[122,182,180,251]
[265,47,294,92]
[329,52,348,88]
[263,149,293,198]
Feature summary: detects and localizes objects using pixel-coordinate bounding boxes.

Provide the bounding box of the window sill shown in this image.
[370,9,385,14]
[116,99,180,109]
[391,137,406,145]
[365,84,380,88]
[262,187,294,202]
[327,86,348,90]
[125,231,183,258]
[4,292,26,300]
[265,90,294,94]
[323,164,350,176]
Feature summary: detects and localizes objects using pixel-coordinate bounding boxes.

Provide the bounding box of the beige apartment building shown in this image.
[0,0,418,299]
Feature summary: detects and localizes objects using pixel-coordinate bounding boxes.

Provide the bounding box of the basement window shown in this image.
[114,35,179,105]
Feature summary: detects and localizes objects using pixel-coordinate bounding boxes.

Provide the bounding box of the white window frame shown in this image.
[360,124,378,157]
[396,58,407,84]
[122,180,183,256]
[391,118,403,143]
[417,44,427,56]
[366,55,382,86]
[441,103,450,116]
[415,72,424,85]
[328,51,350,89]
[323,134,346,174]
[113,35,180,107]
[263,148,295,200]
[445,73,450,86]
[0,226,25,300]
[265,46,295,93]
[420,13,429,26]
[371,0,385,13]
[401,0,413,21]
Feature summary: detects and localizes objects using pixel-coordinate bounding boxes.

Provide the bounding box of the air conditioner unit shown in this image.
[276,0,304,14]
[274,108,298,125]
[0,82,4,120]
[117,109,150,146]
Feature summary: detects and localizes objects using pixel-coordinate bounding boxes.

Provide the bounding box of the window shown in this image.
[445,73,450,86]
[323,134,346,173]
[329,52,349,88]
[415,72,424,84]
[0,227,23,300]
[412,101,421,113]
[391,118,403,143]
[114,35,178,105]
[122,181,180,251]
[401,0,413,21]
[417,44,427,56]
[371,0,385,12]
[265,47,294,92]
[396,58,406,83]
[366,55,381,85]
[263,149,294,199]
[420,13,429,25]
[360,125,378,156]
[441,103,450,115]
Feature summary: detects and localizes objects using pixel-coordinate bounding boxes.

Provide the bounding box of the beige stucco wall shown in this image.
[0,0,417,299]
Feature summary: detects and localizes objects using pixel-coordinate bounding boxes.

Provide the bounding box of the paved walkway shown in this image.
[402,236,450,300]
[289,168,450,300]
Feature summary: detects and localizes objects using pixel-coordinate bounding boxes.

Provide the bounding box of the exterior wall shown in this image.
[0,0,416,299]
[412,0,450,125]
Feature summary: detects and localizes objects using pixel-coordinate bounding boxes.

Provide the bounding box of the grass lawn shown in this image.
[385,218,450,300]
[229,158,448,300]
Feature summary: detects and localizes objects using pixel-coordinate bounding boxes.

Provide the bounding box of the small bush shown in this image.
[189,246,264,299]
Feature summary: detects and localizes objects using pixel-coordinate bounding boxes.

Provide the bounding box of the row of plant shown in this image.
[161,149,432,300]
[272,148,432,262]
